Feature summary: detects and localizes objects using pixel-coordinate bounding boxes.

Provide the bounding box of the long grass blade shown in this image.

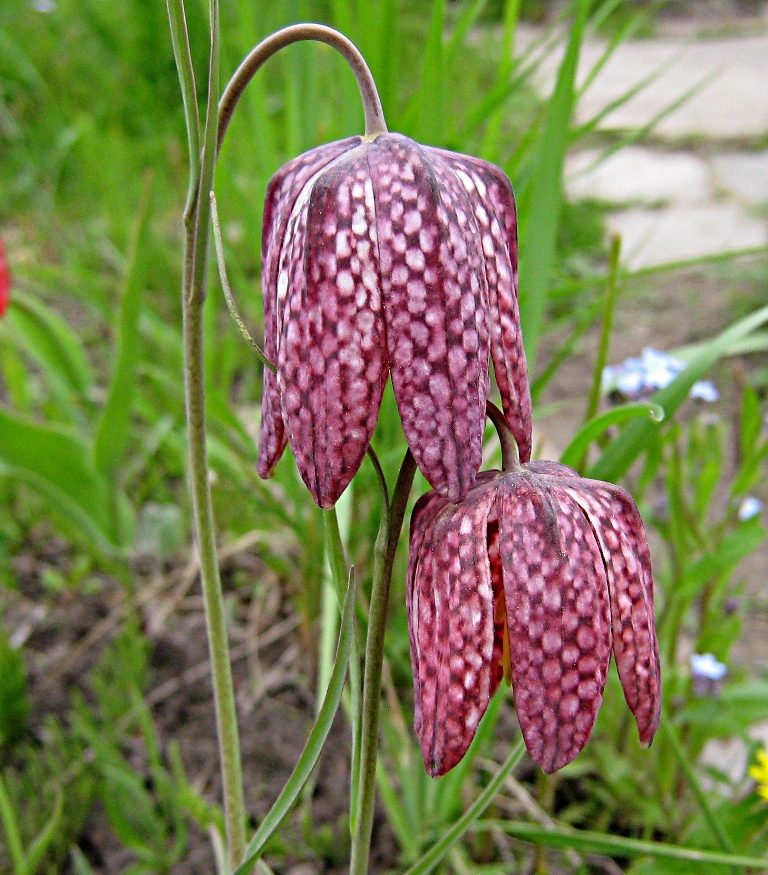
[517,0,590,372]
[232,568,356,875]
[402,735,527,875]
[473,820,768,869]
[93,174,153,480]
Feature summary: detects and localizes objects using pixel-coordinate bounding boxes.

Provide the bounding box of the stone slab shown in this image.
[518,26,768,140]
[565,147,712,204]
[711,151,768,204]
[607,204,768,269]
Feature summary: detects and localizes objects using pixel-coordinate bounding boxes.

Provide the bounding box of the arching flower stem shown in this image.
[218,23,388,150]
[351,449,416,875]
[487,400,523,474]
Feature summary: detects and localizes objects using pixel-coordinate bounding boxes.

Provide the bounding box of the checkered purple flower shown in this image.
[407,461,661,776]
[257,133,532,508]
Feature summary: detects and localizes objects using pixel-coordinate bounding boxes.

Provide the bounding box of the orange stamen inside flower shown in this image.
[488,519,512,687]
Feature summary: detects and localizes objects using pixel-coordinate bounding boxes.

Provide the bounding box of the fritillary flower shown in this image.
[0,236,10,318]
[407,461,661,776]
[257,133,532,508]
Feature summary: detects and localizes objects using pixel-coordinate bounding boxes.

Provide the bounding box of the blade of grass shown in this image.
[659,713,738,868]
[401,735,527,875]
[517,0,591,372]
[25,786,64,875]
[582,234,621,428]
[473,820,768,869]
[561,402,664,470]
[93,173,153,480]
[232,566,356,875]
[4,288,94,413]
[0,772,26,875]
[0,410,116,550]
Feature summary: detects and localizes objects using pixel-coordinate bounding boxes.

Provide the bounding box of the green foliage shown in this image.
[0,718,96,875]
[0,627,29,751]
[1,0,768,872]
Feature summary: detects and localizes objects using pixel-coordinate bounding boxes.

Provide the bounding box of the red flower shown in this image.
[0,236,10,318]
[407,462,661,776]
[258,133,532,508]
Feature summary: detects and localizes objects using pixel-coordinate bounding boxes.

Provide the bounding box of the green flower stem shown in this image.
[486,401,522,473]
[350,450,417,875]
[183,302,246,870]
[217,23,388,150]
[323,503,363,830]
[168,0,246,866]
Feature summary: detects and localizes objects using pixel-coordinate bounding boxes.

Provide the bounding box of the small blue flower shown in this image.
[602,348,718,403]
[738,496,763,522]
[691,653,727,681]
[689,381,719,402]
[691,652,727,697]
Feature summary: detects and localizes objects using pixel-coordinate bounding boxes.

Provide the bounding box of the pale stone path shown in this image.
[518,14,768,269]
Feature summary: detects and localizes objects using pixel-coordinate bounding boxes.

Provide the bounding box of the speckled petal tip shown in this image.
[407,485,497,776]
[279,147,387,507]
[565,481,661,745]
[499,479,611,773]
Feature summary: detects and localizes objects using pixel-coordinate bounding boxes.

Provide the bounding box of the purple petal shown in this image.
[407,489,453,740]
[258,137,361,478]
[438,150,532,463]
[278,147,387,507]
[499,477,611,773]
[524,460,580,479]
[408,485,497,776]
[563,482,661,746]
[368,134,490,503]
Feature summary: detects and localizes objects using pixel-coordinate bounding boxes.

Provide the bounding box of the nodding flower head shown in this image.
[407,461,661,776]
[0,236,10,319]
[257,133,532,508]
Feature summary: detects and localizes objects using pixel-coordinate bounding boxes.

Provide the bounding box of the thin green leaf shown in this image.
[402,736,527,875]
[25,786,64,875]
[404,0,446,145]
[0,772,26,874]
[93,175,153,480]
[517,0,591,371]
[5,288,94,410]
[0,408,116,549]
[474,820,768,869]
[70,847,99,875]
[560,402,663,470]
[445,0,488,68]
[233,569,356,875]
[659,714,737,864]
[375,760,420,862]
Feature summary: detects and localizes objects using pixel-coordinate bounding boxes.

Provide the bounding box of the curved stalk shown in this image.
[350,450,417,875]
[218,23,388,150]
[486,401,523,473]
